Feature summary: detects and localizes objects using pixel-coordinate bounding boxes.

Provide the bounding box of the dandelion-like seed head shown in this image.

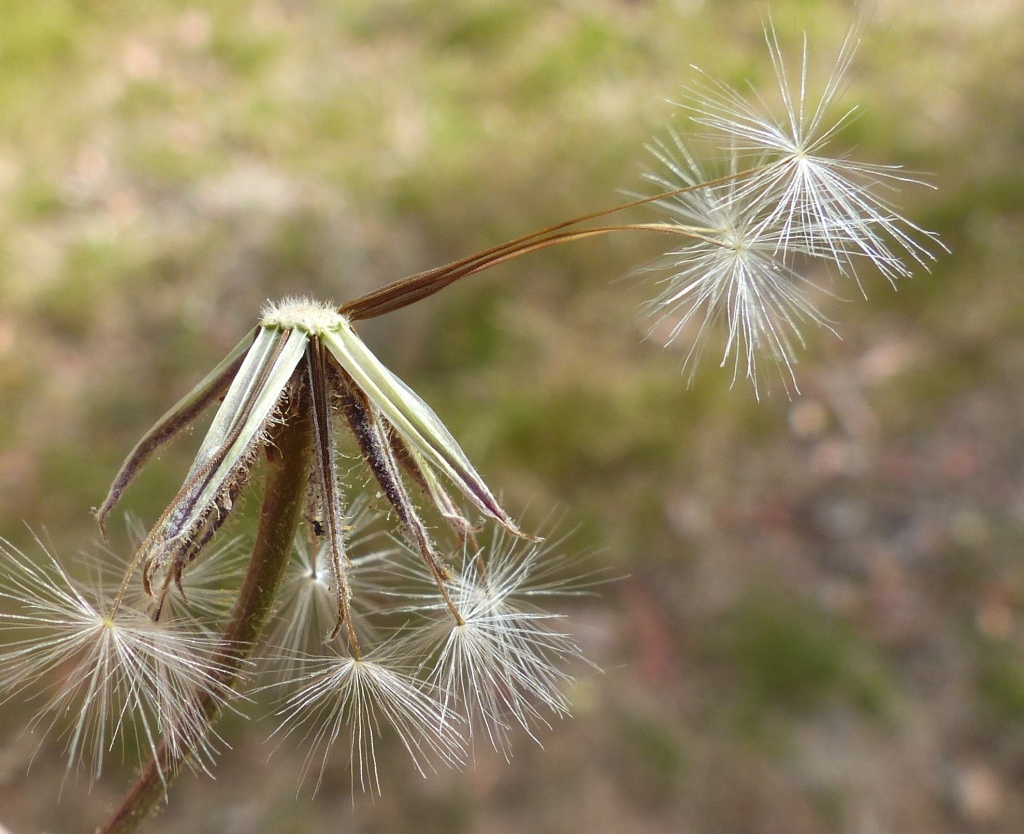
[271,645,463,795]
[264,499,393,679]
[641,23,942,393]
[644,136,834,395]
[0,18,945,824]
[399,529,592,757]
[259,534,344,681]
[0,538,233,785]
[685,23,941,284]
[100,292,527,638]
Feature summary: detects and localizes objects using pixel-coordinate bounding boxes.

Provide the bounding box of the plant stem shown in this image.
[99,399,313,834]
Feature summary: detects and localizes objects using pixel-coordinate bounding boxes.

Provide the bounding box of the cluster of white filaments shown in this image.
[0,519,591,794]
[262,523,592,788]
[643,25,941,395]
[0,538,231,783]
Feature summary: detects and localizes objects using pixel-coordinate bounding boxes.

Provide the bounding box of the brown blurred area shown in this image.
[2,1,1024,832]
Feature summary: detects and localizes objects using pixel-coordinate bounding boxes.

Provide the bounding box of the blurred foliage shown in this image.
[2,1,1024,832]
[724,589,891,719]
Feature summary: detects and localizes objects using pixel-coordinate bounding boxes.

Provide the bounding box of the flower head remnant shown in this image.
[76,295,567,794]
[0,22,941,829]
[96,297,529,649]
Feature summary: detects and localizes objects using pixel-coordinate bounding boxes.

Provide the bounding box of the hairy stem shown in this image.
[99,399,313,834]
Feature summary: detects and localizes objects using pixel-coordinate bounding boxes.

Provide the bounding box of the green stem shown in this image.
[98,400,313,834]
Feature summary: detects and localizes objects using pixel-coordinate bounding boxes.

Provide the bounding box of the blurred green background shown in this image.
[2,0,1023,832]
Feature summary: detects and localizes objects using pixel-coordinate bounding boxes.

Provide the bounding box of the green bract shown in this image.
[99,298,525,634]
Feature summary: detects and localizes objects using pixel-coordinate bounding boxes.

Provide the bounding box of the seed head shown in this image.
[0,538,233,784]
[643,22,943,392]
[397,528,592,756]
[645,135,835,395]
[271,644,463,795]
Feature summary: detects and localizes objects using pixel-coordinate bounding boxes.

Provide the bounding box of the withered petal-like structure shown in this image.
[96,329,258,537]
[100,299,527,627]
[140,326,308,602]
[319,318,525,537]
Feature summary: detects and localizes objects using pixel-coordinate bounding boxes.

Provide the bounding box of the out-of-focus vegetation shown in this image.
[2,1,1024,832]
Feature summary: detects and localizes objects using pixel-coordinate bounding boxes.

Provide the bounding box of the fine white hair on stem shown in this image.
[0,537,234,785]
[643,135,837,397]
[269,645,463,795]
